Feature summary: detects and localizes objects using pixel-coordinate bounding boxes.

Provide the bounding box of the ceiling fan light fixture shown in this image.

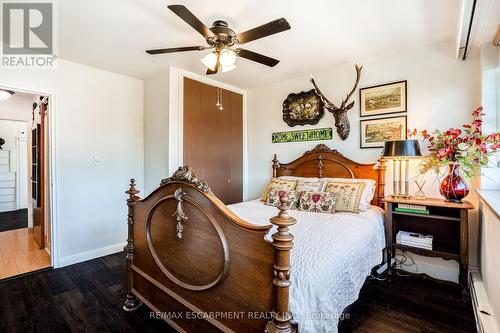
[219,48,237,66]
[201,51,218,70]
[221,64,236,73]
[0,89,15,101]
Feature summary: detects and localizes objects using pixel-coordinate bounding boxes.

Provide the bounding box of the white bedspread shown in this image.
[227,200,386,333]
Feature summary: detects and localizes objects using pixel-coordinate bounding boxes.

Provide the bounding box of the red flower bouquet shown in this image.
[408,107,500,201]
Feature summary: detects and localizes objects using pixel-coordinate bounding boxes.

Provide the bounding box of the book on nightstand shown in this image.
[396,230,433,250]
[395,203,430,215]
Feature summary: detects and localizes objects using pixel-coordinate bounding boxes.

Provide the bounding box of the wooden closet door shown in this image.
[229,91,243,204]
[183,78,203,178]
[183,78,242,205]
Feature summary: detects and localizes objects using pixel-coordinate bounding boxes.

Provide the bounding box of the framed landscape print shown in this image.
[360,116,407,148]
[359,81,407,117]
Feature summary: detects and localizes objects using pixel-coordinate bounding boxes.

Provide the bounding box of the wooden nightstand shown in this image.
[383,197,474,294]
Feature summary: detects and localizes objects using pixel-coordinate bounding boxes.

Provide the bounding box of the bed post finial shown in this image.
[267,194,297,333]
[123,179,142,312]
[272,154,280,178]
[377,158,387,208]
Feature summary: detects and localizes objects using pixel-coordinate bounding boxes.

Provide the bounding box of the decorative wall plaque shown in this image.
[282,89,324,127]
[272,128,333,143]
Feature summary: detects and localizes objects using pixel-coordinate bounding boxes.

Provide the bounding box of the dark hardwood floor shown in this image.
[0,209,28,232]
[0,252,475,333]
[340,273,476,333]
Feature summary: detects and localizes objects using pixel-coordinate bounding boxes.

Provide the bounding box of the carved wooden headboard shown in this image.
[272,144,386,207]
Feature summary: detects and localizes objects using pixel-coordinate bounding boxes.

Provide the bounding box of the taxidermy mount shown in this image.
[310,63,362,140]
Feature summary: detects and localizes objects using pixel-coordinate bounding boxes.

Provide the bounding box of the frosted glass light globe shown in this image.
[200,52,218,71]
[219,49,237,66]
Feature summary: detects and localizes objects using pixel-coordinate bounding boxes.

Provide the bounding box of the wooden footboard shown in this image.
[123,167,296,333]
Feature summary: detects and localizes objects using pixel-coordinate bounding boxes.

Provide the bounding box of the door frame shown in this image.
[0,84,58,268]
[168,67,249,200]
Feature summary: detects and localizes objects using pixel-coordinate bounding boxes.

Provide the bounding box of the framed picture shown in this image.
[282,89,324,127]
[359,81,407,117]
[360,116,407,148]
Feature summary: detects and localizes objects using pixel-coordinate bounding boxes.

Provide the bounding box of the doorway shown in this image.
[0,89,51,279]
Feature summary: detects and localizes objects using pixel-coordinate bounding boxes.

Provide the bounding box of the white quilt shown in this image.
[227,200,386,333]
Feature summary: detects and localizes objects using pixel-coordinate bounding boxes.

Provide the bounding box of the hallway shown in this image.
[0,228,51,279]
[0,209,28,232]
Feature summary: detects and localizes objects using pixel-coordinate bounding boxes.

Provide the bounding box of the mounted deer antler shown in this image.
[310,63,362,140]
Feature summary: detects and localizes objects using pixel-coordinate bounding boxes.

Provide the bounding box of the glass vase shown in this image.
[439,162,469,203]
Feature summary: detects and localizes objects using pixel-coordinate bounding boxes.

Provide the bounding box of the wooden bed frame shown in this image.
[123,144,386,332]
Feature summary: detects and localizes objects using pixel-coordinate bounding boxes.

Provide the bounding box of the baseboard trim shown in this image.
[58,242,126,267]
[470,270,498,333]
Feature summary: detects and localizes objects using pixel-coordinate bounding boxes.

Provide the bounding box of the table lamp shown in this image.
[382,140,422,198]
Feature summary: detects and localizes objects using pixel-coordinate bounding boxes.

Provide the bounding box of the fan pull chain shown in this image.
[216,87,224,111]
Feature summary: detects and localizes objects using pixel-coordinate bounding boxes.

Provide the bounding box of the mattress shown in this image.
[228,199,386,333]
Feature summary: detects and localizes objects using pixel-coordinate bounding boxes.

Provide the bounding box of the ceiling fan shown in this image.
[146,5,291,75]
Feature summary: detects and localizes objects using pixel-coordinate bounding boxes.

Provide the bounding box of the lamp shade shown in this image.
[382,140,422,158]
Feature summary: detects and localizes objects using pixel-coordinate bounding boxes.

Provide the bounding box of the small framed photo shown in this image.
[360,116,407,149]
[359,81,407,117]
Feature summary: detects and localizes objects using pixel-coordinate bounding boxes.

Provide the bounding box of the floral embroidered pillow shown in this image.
[265,189,300,209]
[323,181,366,213]
[321,178,376,211]
[298,191,337,213]
[261,178,297,202]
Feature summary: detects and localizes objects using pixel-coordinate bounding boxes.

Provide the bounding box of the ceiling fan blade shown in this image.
[146,46,208,55]
[236,48,280,67]
[236,18,290,44]
[168,5,214,38]
[206,53,220,75]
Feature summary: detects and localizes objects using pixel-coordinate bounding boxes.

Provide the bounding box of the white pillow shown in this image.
[321,177,376,211]
[278,176,320,181]
[279,176,324,192]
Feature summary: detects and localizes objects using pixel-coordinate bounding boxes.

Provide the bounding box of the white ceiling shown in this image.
[58,0,463,89]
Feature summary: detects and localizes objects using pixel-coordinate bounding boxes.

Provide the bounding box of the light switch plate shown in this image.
[94,154,103,166]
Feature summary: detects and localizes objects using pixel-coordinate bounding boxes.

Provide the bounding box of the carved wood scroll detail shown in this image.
[316,154,325,178]
[161,166,212,194]
[303,143,343,156]
[173,188,188,240]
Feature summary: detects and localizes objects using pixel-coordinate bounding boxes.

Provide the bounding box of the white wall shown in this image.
[478,200,500,332]
[0,120,28,213]
[144,68,170,195]
[480,43,500,190]
[144,67,249,199]
[248,41,480,198]
[1,95,34,225]
[247,41,481,281]
[0,120,24,150]
[0,59,144,267]
[0,94,33,122]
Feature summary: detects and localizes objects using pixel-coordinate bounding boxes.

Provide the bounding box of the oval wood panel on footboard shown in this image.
[123,166,296,333]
